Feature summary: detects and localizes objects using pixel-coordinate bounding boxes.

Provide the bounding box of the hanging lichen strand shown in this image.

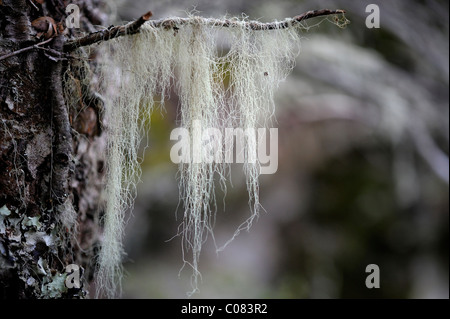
[94,14,347,298]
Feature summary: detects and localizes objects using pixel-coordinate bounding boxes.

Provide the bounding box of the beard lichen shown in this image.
[94,15,305,298]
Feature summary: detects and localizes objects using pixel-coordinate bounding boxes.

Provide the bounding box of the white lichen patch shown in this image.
[25,128,52,179]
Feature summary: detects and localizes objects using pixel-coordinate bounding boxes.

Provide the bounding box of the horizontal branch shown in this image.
[152,9,347,30]
[64,9,346,51]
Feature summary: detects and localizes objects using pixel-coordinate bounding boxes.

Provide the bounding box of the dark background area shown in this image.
[110,0,448,298]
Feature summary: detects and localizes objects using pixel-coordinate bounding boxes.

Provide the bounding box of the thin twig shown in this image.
[37,45,70,60]
[0,37,54,62]
[64,9,346,52]
[64,11,153,52]
[28,0,39,11]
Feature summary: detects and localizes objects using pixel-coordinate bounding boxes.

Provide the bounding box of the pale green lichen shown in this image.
[22,215,41,229]
[0,206,21,241]
[0,205,11,235]
[0,205,10,216]
[41,273,68,299]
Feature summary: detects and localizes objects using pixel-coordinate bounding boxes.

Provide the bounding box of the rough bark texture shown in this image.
[0,0,107,298]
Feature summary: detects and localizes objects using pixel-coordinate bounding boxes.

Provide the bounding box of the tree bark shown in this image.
[0,0,107,298]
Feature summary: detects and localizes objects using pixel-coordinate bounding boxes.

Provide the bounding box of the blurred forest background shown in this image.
[106,0,448,298]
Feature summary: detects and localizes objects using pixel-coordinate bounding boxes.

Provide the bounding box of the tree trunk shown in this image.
[0,0,107,298]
